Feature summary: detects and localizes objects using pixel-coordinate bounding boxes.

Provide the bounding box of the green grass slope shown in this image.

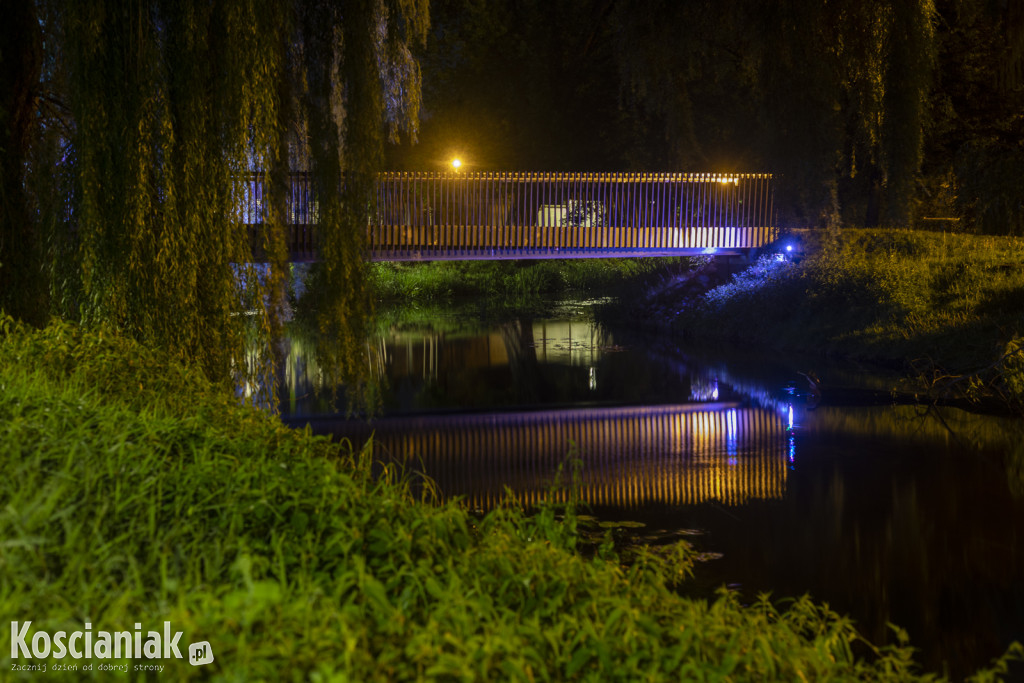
[673,230,1024,412]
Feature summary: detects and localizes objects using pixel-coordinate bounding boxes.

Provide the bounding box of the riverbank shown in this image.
[369,257,688,311]
[5,315,1020,680]
[632,230,1024,415]
[363,233,1024,414]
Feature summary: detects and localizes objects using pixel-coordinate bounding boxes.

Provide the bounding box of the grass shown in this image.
[370,258,690,310]
[671,229,1024,412]
[3,315,1020,680]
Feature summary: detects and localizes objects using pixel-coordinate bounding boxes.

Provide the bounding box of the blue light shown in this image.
[786,245,793,252]
[786,404,796,466]
[726,409,738,458]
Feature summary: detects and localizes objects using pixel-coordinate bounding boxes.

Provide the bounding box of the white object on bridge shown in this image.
[535,200,605,227]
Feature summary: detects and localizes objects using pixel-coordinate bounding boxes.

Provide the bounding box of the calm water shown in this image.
[280,300,1024,680]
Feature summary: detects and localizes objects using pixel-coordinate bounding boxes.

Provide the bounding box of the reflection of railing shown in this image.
[240,172,776,261]
[298,403,788,509]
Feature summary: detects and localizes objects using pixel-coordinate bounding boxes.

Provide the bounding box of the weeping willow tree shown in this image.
[607,0,936,228]
[0,1,46,327]
[743,0,936,228]
[19,0,427,406]
[930,0,1024,235]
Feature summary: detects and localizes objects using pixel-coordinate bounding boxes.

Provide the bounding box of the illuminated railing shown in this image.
[240,172,776,261]
[306,403,789,509]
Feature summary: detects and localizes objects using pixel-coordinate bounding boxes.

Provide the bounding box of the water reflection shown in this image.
[280,310,716,416]
[282,308,795,510]
[301,404,788,509]
[677,408,1024,682]
[280,303,1024,679]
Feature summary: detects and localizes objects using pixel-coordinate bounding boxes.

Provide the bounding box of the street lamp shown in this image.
[451,158,462,170]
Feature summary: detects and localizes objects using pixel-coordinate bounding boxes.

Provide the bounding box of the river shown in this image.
[279,299,1024,680]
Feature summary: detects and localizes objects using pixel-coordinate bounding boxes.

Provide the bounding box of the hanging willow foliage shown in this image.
[880,0,937,226]
[52,0,427,406]
[0,2,47,327]
[608,0,937,228]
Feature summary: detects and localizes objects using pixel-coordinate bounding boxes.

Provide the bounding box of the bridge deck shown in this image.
[242,171,776,261]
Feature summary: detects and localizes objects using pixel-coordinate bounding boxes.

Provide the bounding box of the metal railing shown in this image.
[240,171,776,260]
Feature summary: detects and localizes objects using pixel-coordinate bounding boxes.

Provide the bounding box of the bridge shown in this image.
[242,171,776,261]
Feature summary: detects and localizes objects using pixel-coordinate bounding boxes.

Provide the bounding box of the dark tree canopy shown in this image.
[927,0,1024,234]
[0,1,46,327]
[1,0,428,403]
[393,0,1021,233]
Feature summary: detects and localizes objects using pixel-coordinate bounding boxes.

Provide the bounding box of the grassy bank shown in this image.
[370,258,688,309]
[4,316,1020,680]
[666,230,1024,412]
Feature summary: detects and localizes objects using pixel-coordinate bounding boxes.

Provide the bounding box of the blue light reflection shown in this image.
[726,408,739,465]
[786,403,797,467]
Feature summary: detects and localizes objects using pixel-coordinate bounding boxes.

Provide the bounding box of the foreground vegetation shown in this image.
[4,316,1020,680]
[663,230,1024,413]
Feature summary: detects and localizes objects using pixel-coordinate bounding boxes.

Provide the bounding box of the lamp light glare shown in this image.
[451,158,462,169]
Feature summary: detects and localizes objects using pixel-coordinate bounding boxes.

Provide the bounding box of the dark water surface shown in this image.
[281,300,1024,680]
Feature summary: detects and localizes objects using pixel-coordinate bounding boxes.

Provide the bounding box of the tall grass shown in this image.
[2,316,1020,680]
[676,230,1024,411]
